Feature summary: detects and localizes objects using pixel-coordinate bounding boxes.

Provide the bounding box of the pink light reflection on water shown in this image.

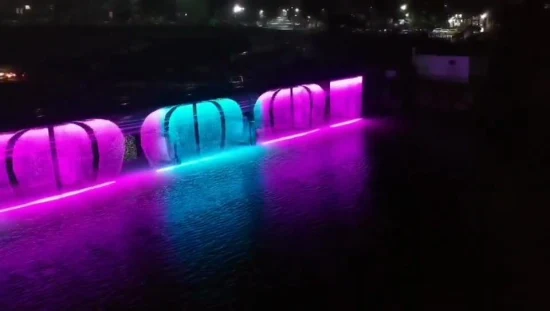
[260,116,369,229]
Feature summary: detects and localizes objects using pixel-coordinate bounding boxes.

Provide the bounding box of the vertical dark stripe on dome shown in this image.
[208,100,226,149]
[5,129,30,188]
[48,126,63,190]
[192,103,201,154]
[269,89,282,129]
[72,121,100,181]
[325,83,331,122]
[173,143,180,163]
[164,106,180,163]
[301,85,314,128]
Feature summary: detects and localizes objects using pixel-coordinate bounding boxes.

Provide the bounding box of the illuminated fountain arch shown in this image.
[254,84,326,136]
[140,98,246,167]
[0,119,125,201]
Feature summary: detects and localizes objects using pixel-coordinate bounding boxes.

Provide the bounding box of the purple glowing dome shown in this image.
[0,119,125,201]
[254,84,326,135]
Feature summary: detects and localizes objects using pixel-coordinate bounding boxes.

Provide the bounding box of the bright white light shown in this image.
[24,5,31,10]
[307,15,311,19]
[233,4,245,14]
[405,13,410,17]
[481,12,488,20]
[295,8,300,13]
[282,9,287,13]
[400,4,407,11]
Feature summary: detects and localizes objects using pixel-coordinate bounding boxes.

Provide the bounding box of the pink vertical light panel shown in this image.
[254,84,326,137]
[329,76,363,121]
[0,119,125,203]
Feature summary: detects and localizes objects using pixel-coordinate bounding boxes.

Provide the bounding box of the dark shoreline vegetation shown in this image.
[0,25,489,132]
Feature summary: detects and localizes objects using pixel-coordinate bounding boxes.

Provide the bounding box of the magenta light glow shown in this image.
[260,118,363,146]
[330,76,363,88]
[330,76,363,121]
[329,118,362,128]
[0,181,116,214]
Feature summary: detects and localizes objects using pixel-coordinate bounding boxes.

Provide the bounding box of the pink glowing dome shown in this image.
[0,119,125,201]
[254,84,326,134]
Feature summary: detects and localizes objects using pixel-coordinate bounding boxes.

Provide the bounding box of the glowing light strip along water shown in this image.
[260,129,321,146]
[156,155,223,173]
[0,181,116,214]
[329,118,362,128]
[260,118,363,146]
[0,118,363,213]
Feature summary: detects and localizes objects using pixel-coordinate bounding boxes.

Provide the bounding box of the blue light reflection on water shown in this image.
[157,146,268,285]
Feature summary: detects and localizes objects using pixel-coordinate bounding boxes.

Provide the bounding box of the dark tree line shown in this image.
[48,0,209,22]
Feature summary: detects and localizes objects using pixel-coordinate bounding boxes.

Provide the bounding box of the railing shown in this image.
[0,75,364,212]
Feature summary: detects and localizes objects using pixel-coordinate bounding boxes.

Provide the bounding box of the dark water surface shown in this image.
[0,118,482,310]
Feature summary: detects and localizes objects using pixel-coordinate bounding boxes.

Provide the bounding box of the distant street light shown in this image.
[480,12,488,20]
[405,13,409,17]
[400,4,407,11]
[24,5,31,10]
[259,9,264,17]
[295,8,300,13]
[233,4,245,14]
